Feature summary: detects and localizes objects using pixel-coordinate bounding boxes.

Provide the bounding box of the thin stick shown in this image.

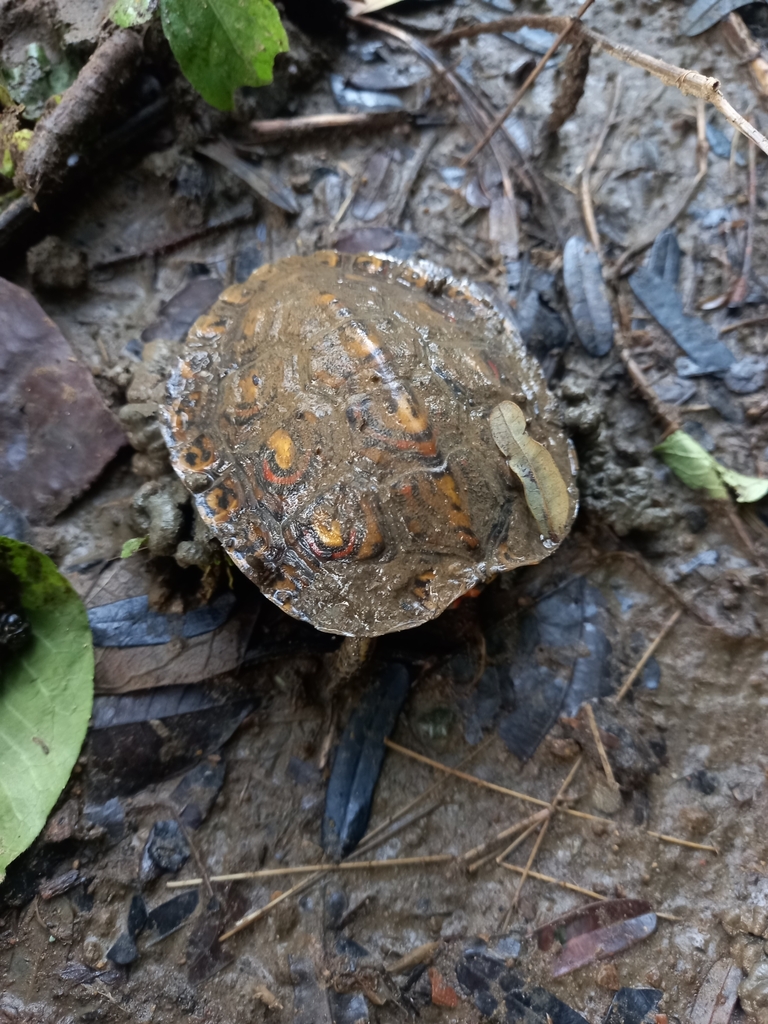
[646,831,719,854]
[169,854,453,888]
[248,111,408,140]
[504,757,583,921]
[583,703,619,790]
[720,314,768,335]
[613,607,682,703]
[434,15,768,157]
[580,78,621,256]
[493,821,544,866]
[460,0,597,167]
[462,808,550,869]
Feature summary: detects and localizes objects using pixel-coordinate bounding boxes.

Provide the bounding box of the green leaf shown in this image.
[0,538,94,882]
[655,430,768,503]
[159,0,289,111]
[109,0,156,27]
[120,535,148,558]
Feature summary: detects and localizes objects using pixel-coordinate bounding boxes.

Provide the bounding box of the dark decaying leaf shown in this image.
[647,228,681,286]
[552,912,657,977]
[107,932,138,965]
[197,140,299,214]
[603,987,663,1024]
[689,958,741,1024]
[322,662,413,859]
[352,149,394,221]
[0,278,126,522]
[88,592,236,647]
[498,577,612,761]
[170,759,226,830]
[725,356,766,394]
[535,898,652,951]
[186,891,246,985]
[87,687,256,800]
[562,236,614,356]
[515,260,570,362]
[330,73,405,113]
[140,276,224,345]
[349,64,429,91]
[144,889,199,945]
[681,0,755,37]
[629,267,734,373]
[335,226,397,253]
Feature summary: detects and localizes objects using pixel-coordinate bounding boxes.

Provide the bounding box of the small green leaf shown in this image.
[0,538,94,882]
[655,430,768,503]
[109,0,156,27]
[120,535,148,558]
[159,0,289,111]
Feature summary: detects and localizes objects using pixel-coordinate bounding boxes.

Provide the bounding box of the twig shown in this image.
[583,704,619,789]
[459,0,598,167]
[433,15,768,157]
[613,607,683,703]
[729,140,757,306]
[389,128,438,226]
[384,738,611,824]
[248,111,410,140]
[386,941,441,974]
[580,77,621,256]
[496,863,681,919]
[719,313,768,335]
[168,854,453,887]
[646,832,719,854]
[492,821,544,867]
[503,757,583,923]
[462,808,550,870]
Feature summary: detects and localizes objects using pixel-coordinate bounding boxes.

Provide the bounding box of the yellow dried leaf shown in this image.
[490,400,570,542]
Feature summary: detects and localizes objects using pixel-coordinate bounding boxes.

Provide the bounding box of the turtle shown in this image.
[163,250,578,638]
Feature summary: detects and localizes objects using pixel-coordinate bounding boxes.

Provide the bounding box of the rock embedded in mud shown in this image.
[739,959,768,1022]
[27,235,88,290]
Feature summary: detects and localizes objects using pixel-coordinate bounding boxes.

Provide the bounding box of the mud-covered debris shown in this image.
[562,236,614,357]
[498,577,612,761]
[603,986,663,1024]
[562,703,661,792]
[0,499,29,542]
[691,958,741,1023]
[647,228,681,286]
[170,759,226,829]
[330,992,369,1023]
[629,267,734,374]
[681,0,753,37]
[535,899,652,951]
[186,892,242,985]
[515,260,570,363]
[330,72,405,112]
[335,226,397,252]
[545,35,591,135]
[653,375,697,405]
[140,820,191,880]
[140,275,224,346]
[27,235,87,290]
[0,277,126,522]
[724,356,766,394]
[552,911,657,978]
[322,661,413,859]
[706,120,747,165]
[289,955,333,1024]
[488,195,519,260]
[197,140,299,214]
[144,890,199,945]
[83,797,126,844]
[88,592,236,648]
[352,149,394,220]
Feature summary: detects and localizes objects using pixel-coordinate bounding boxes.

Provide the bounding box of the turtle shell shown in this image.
[164,251,578,637]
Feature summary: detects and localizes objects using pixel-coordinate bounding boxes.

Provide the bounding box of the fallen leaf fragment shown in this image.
[429,966,459,1008]
[655,430,768,503]
[490,401,571,541]
[387,940,440,974]
[535,898,651,951]
[691,958,741,1024]
[552,912,657,977]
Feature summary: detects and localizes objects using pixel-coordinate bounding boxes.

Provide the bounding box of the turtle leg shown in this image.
[317,637,376,770]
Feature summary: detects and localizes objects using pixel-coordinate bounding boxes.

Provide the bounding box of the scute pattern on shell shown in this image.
[163,251,578,637]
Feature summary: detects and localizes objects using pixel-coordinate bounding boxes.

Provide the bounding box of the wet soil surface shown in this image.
[2,1,768,1021]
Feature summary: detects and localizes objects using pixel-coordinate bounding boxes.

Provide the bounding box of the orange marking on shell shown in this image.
[195,314,228,340]
[219,283,253,306]
[180,434,215,471]
[314,251,340,268]
[353,254,385,274]
[357,499,385,560]
[203,480,240,523]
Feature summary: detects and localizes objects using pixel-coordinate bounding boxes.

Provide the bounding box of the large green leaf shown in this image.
[159,0,289,111]
[655,430,768,503]
[0,538,94,882]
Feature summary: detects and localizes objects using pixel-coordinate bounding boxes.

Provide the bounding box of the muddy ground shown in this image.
[1,0,768,1021]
